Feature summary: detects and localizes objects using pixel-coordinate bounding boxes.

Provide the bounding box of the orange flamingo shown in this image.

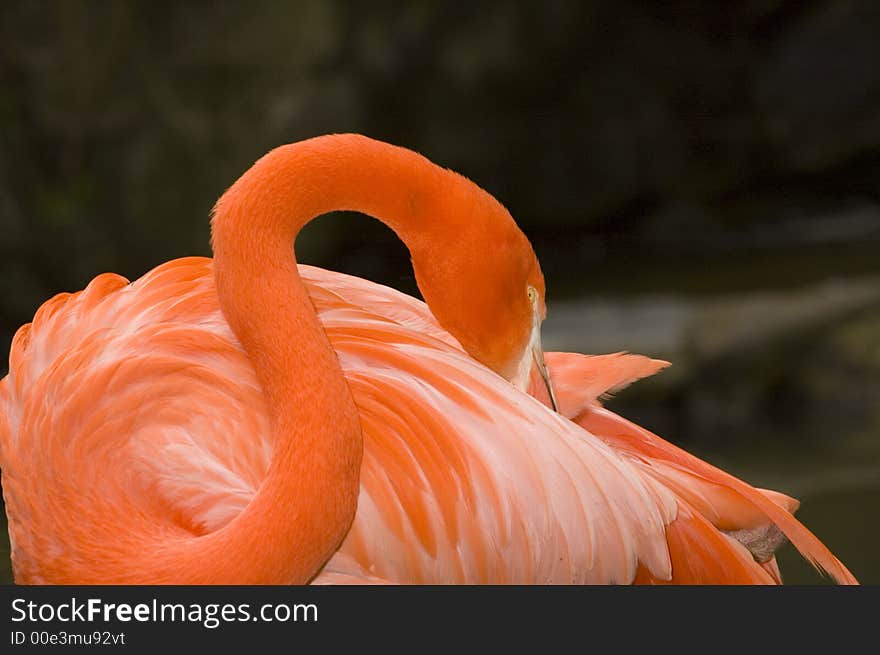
[0,134,856,584]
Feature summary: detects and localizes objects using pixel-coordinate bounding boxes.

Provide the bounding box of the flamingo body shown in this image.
[0,256,855,584]
[0,135,858,584]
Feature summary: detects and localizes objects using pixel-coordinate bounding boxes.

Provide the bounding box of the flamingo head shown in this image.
[409,188,558,411]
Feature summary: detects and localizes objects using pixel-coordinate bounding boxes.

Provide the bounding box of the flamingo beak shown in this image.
[530,334,559,413]
[511,300,559,413]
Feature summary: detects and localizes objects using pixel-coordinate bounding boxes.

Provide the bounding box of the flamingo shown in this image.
[0,134,856,584]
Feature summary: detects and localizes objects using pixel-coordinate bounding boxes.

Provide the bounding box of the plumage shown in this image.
[0,134,857,584]
[0,258,856,584]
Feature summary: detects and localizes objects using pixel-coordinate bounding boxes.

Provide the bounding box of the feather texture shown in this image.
[0,257,855,583]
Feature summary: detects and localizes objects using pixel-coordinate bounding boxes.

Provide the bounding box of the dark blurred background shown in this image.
[1,1,878,583]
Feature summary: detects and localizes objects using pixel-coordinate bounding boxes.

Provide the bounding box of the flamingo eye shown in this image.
[526,286,537,304]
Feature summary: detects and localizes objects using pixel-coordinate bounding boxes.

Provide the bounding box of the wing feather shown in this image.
[4,257,838,585]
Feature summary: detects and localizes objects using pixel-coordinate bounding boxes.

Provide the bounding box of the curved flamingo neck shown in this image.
[150,134,471,583]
